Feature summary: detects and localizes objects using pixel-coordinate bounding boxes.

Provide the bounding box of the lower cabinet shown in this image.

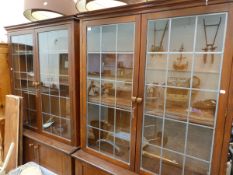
[72,150,137,175]
[23,130,77,175]
[75,160,109,175]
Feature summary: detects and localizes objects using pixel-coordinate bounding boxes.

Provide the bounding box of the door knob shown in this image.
[131,96,137,103]
[33,81,40,87]
[136,97,143,104]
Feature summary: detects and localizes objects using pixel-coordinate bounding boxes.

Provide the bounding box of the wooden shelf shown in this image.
[145,105,214,127]
[88,96,131,110]
[23,129,78,155]
[88,75,132,83]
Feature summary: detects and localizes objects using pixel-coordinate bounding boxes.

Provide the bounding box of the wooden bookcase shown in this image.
[77,1,233,175]
[6,16,80,175]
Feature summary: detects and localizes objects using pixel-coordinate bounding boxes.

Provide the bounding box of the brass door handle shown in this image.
[136,97,143,104]
[29,143,34,147]
[33,81,40,87]
[131,96,137,103]
[34,145,40,164]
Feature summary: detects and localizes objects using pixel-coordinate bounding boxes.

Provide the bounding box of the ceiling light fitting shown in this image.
[24,0,77,21]
[85,0,127,11]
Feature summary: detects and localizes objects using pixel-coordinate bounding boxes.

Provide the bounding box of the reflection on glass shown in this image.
[116,82,132,109]
[87,79,100,103]
[88,103,99,127]
[166,87,190,121]
[23,92,37,128]
[143,116,163,147]
[100,106,114,132]
[146,54,167,85]
[101,54,116,79]
[142,145,161,174]
[141,13,227,174]
[161,150,184,175]
[117,54,133,81]
[190,90,217,127]
[193,54,222,90]
[167,54,192,88]
[86,22,135,163]
[184,157,210,175]
[145,86,165,116]
[102,25,116,52]
[116,110,131,133]
[99,130,114,157]
[187,125,213,161]
[196,14,226,52]
[163,120,186,153]
[117,23,135,52]
[170,16,196,52]
[88,126,99,151]
[88,54,100,77]
[101,80,115,106]
[39,29,71,140]
[147,19,169,52]
[87,26,100,52]
[11,34,36,128]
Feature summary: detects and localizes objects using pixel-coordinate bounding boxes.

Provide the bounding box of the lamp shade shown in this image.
[24,0,77,21]
[85,0,127,11]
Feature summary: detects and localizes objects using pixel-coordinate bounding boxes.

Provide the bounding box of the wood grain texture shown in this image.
[7,18,80,146]
[72,150,138,175]
[4,95,23,171]
[0,43,10,115]
[23,136,74,175]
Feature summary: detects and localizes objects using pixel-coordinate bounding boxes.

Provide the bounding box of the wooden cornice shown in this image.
[5,15,79,32]
[77,0,233,20]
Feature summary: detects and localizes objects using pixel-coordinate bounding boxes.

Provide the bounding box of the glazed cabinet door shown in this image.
[37,26,73,142]
[81,16,140,169]
[10,32,39,129]
[136,11,231,175]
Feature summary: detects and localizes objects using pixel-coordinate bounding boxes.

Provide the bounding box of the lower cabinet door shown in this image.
[23,137,36,162]
[75,160,109,175]
[23,137,72,175]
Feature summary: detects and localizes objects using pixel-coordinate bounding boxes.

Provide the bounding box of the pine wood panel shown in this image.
[0,43,10,115]
[4,95,23,172]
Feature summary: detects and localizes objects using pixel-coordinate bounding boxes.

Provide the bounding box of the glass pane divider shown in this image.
[42,112,71,120]
[88,125,114,134]
[113,24,118,158]
[159,18,172,175]
[87,101,132,112]
[88,51,134,54]
[182,15,198,175]
[87,77,133,84]
[98,25,102,153]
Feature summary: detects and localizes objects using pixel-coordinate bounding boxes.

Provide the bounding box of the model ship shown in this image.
[173,44,188,71]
